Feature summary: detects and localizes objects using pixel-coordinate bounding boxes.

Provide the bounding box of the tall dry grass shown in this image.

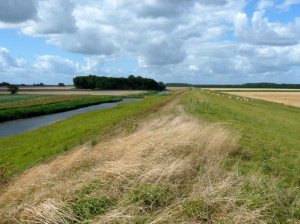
[0,103,279,223]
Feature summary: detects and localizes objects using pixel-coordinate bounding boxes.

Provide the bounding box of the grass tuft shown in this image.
[129,185,173,212]
[71,196,114,220]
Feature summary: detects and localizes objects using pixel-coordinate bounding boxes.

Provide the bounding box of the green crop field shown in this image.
[0,94,51,104]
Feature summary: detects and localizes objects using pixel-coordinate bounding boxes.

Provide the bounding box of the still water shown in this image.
[0,98,141,138]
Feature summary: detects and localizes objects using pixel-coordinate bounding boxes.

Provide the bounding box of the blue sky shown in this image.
[0,0,300,85]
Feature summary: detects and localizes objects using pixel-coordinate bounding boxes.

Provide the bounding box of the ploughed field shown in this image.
[222,91,300,108]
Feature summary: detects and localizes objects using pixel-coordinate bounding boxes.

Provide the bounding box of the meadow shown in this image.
[0,88,299,223]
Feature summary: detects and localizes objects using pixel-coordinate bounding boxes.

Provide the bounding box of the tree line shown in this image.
[166,82,300,89]
[73,75,166,90]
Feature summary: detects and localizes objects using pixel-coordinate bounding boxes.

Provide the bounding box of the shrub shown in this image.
[7,85,19,94]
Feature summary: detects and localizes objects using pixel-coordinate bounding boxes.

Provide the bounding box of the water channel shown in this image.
[0,98,141,138]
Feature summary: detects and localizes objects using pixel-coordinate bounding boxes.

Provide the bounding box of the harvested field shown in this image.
[223,91,300,108]
[205,88,300,91]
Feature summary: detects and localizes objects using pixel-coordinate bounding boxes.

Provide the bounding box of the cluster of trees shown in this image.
[0,82,10,86]
[166,83,300,89]
[73,75,166,91]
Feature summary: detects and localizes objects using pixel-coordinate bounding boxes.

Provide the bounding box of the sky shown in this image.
[0,0,300,85]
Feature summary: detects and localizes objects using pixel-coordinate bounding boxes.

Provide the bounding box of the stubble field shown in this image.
[222,91,300,108]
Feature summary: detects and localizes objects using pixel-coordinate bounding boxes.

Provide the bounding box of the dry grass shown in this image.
[223,91,300,108]
[0,99,281,223]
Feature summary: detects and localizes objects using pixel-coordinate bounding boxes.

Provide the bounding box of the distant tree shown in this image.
[7,85,19,94]
[73,75,166,90]
[0,82,10,86]
[58,83,65,87]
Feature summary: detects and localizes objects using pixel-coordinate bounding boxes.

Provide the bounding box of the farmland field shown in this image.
[0,94,51,104]
[223,91,300,108]
[0,95,107,110]
[0,86,147,95]
[205,88,300,91]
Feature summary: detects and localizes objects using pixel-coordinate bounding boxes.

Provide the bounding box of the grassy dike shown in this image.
[182,88,300,222]
[0,95,170,174]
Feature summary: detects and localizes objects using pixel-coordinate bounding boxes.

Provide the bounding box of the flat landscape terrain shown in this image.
[0,86,146,95]
[0,88,299,223]
[223,91,300,108]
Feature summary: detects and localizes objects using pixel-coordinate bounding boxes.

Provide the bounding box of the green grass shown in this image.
[71,196,115,220]
[0,96,122,122]
[0,95,170,174]
[0,94,51,104]
[181,89,300,222]
[183,89,300,184]
[128,185,173,212]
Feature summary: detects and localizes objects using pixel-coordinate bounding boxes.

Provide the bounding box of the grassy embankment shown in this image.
[0,95,122,122]
[182,89,300,221]
[0,94,170,174]
[0,88,299,223]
